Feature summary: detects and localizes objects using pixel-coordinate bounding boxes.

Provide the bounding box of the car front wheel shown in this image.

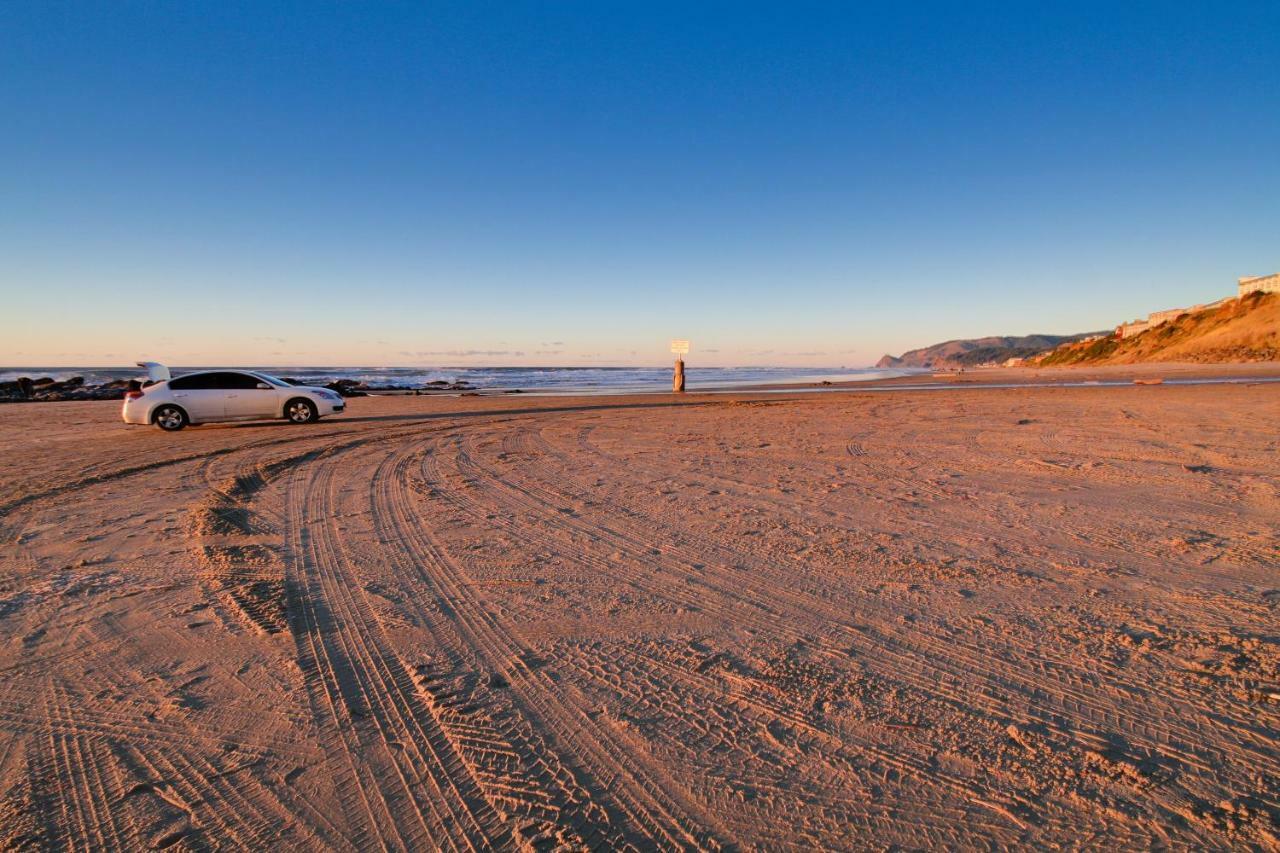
[285,398,318,424]
[153,405,188,431]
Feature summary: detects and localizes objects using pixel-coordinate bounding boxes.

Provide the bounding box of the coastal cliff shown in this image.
[1037,290,1278,366]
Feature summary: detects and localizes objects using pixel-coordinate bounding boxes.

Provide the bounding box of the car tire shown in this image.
[285,398,318,424]
[153,405,188,431]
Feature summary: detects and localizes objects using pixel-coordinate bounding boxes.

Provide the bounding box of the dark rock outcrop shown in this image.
[0,376,129,402]
[324,379,369,397]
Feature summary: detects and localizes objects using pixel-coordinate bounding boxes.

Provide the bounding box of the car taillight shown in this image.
[125,390,144,400]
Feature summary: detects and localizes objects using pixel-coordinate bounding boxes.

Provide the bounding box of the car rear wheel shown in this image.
[285,398,318,424]
[153,405,188,431]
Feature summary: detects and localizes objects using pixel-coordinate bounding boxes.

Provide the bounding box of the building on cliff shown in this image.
[1147,297,1234,326]
[1119,294,1238,338]
[1238,273,1280,298]
[1117,319,1151,338]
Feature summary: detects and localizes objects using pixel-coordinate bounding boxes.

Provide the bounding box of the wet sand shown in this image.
[743,360,1280,392]
[1,383,1278,848]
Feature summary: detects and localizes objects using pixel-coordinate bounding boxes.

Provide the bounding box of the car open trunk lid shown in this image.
[137,362,171,382]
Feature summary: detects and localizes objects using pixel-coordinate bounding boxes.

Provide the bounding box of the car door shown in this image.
[167,372,226,421]
[223,372,280,419]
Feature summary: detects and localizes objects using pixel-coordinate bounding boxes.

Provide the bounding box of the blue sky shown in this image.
[2,1,1277,366]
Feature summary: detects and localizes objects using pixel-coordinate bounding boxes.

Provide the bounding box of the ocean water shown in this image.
[0,365,914,394]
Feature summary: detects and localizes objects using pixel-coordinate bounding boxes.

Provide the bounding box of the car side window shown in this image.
[169,373,220,390]
[222,372,264,390]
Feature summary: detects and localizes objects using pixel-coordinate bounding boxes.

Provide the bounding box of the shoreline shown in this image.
[5,361,1279,403]
[416,360,1280,396]
[727,360,1280,392]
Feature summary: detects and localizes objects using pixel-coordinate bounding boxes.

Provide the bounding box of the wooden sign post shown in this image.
[670,340,689,393]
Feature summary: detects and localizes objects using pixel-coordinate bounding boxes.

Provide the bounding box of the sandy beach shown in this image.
[1,381,1278,849]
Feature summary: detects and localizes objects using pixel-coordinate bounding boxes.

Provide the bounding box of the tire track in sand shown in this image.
[378,441,733,851]
[504,419,1277,840]
[281,441,509,851]
[432,425,1272,841]
[418,432,1043,838]
[522,423,1257,742]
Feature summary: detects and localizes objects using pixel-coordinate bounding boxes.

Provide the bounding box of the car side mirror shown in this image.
[256,382,272,390]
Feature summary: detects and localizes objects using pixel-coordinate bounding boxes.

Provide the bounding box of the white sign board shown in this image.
[670,339,690,355]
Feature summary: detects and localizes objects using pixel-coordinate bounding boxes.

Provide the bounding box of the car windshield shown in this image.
[249,372,293,388]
